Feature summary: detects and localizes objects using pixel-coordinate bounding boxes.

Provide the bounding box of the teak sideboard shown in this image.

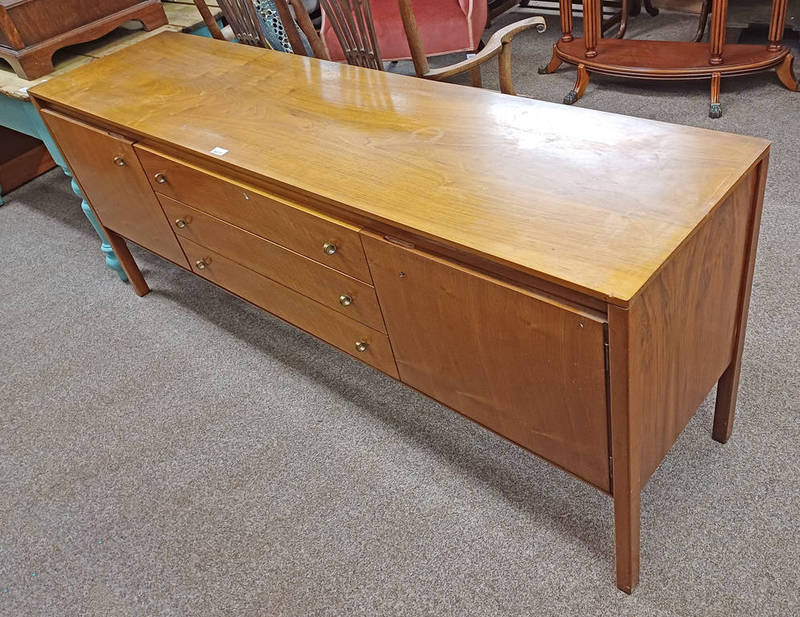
[29,32,769,593]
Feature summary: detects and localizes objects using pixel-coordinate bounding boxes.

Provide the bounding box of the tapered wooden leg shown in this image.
[614,480,641,593]
[713,158,768,443]
[709,71,722,118]
[608,305,641,594]
[104,228,150,296]
[564,64,589,104]
[538,46,563,74]
[776,53,799,91]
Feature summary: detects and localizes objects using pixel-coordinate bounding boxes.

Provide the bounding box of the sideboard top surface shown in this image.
[29,32,769,305]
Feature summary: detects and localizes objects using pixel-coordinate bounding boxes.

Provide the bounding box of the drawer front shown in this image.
[161,196,386,332]
[135,145,372,282]
[39,109,189,268]
[362,233,610,491]
[181,238,398,379]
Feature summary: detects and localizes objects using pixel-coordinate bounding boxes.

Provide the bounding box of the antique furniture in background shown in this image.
[31,32,768,592]
[0,1,221,280]
[540,0,798,117]
[492,0,659,38]
[294,0,546,92]
[198,0,547,94]
[0,0,168,79]
[0,126,54,203]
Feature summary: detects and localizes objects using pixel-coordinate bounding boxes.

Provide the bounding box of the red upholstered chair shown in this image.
[322,0,486,63]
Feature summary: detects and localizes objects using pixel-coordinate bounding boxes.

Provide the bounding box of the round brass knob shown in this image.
[355,341,368,352]
[339,294,352,307]
[323,242,337,255]
[113,156,125,166]
[175,218,188,229]
[195,258,209,270]
[154,172,167,184]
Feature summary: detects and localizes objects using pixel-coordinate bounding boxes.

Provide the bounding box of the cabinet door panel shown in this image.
[39,109,188,268]
[362,233,610,491]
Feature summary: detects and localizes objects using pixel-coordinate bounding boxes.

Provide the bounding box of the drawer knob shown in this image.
[113,156,125,167]
[154,172,167,184]
[339,294,353,307]
[175,218,188,229]
[323,242,337,256]
[355,341,368,352]
[195,258,210,270]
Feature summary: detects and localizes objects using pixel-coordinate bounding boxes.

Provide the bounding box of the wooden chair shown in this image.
[193,0,310,52]
[275,0,546,95]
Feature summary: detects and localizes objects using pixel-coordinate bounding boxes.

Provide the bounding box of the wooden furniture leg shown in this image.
[538,46,563,74]
[768,0,789,51]
[776,53,799,90]
[564,63,589,104]
[709,71,722,118]
[559,0,573,42]
[694,0,711,42]
[609,305,641,594]
[103,228,150,296]
[713,159,768,443]
[584,0,602,58]
[709,0,728,65]
[616,0,630,39]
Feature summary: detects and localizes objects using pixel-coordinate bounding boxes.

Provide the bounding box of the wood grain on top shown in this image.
[29,32,769,305]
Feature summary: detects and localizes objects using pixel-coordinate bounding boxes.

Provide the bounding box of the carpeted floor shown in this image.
[1,10,798,617]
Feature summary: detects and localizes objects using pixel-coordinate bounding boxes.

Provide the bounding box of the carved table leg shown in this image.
[776,53,799,91]
[709,0,728,65]
[538,46,563,74]
[559,0,574,42]
[768,0,789,51]
[709,71,722,118]
[564,63,590,104]
[584,0,602,58]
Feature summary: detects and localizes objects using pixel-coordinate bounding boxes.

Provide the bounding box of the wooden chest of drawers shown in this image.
[29,32,769,593]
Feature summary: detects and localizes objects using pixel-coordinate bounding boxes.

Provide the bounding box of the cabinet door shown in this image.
[362,234,611,491]
[39,109,188,268]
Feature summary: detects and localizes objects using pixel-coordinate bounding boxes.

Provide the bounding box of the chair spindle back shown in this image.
[218,0,270,47]
[319,0,382,69]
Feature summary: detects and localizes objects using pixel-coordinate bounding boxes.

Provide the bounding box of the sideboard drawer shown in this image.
[134,145,372,283]
[362,233,611,491]
[180,237,398,378]
[161,196,386,332]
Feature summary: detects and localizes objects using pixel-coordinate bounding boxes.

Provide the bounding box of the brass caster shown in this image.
[709,103,722,119]
[564,90,579,105]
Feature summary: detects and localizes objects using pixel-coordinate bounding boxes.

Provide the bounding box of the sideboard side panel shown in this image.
[631,166,761,487]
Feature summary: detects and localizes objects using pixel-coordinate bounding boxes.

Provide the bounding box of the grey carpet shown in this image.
[1,10,799,617]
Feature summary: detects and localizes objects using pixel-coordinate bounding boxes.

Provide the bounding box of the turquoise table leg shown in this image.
[0,95,127,281]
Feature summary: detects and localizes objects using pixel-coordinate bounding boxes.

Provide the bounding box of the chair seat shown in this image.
[323,0,485,62]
